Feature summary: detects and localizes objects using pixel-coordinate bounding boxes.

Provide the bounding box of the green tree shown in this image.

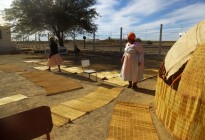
[135,38,142,43]
[3,0,99,46]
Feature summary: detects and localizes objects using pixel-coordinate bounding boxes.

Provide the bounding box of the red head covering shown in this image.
[127,32,136,41]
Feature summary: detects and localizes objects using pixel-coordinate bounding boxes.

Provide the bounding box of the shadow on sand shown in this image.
[134,87,156,96]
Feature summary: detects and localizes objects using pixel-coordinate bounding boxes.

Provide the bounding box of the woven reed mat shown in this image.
[62,87,123,112]
[52,87,123,127]
[36,60,72,66]
[51,104,86,127]
[91,64,115,70]
[106,77,128,86]
[0,64,27,73]
[144,68,158,78]
[107,102,159,140]
[21,71,83,95]
[23,60,43,63]
[33,66,58,71]
[35,61,47,65]
[0,94,28,106]
[93,71,120,79]
[61,66,83,74]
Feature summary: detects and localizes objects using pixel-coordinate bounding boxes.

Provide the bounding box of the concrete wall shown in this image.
[0,26,15,53]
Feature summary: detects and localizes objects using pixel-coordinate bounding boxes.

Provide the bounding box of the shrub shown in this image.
[136,38,142,43]
[147,40,153,45]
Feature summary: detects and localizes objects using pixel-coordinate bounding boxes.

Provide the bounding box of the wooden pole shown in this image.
[120,27,122,52]
[158,24,163,61]
[93,31,95,52]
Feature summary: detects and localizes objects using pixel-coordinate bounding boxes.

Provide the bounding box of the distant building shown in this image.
[0,26,15,53]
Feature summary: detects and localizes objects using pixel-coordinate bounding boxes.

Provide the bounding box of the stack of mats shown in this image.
[51,87,124,127]
[21,71,83,95]
[107,102,159,140]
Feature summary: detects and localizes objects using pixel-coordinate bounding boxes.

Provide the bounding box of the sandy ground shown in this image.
[0,50,173,140]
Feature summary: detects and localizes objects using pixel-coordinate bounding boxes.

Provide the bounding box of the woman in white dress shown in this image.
[121,32,144,89]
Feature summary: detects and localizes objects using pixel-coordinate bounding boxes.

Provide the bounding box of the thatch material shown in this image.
[144,68,158,78]
[0,64,27,73]
[51,113,70,127]
[35,61,47,65]
[106,77,128,86]
[35,60,72,66]
[33,66,58,71]
[177,44,205,97]
[155,44,205,139]
[51,104,86,121]
[93,71,120,79]
[91,64,115,70]
[165,19,205,79]
[23,60,42,63]
[107,102,159,140]
[61,100,97,112]
[155,19,205,139]
[52,87,123,127]
[0,94,28,106]
[61,66,83,74]
[21,71,83,95]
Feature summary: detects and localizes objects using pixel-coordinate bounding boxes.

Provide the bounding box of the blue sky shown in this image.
[1,0,205,41]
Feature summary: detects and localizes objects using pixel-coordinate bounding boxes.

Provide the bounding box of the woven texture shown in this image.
[155,45,205,140]
[51,87,123,127]
[106,77,128,86]
[0,64,26,73]
[165,19,205,79]
[61,66,83,74]
[93,71,120,79]
[91,64,115,70]
[33,66,58,71]
[107,102,159,140]
[155,77,205,140]
[21,71,83,95]
[51,104,86,121]
[23,60,42,63]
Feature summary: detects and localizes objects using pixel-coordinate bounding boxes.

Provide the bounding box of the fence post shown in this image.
[38,33,41,41]
[120,27,123,52]
[93,31,95,52]
[158,24,163,61]
[47,33,50,41]
[35,34,37,41]
[73,33,76,50]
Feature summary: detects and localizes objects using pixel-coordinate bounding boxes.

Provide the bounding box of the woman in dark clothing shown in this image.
[74,45,80,61]
[47,36,63,72]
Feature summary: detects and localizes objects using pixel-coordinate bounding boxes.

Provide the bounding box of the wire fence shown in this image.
[12,23,192,41]
[12,24,192,61]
